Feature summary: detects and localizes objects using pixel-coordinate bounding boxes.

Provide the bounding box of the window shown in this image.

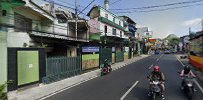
[56,15,67,23]
[120,31,122,37]
[105,13,108,19]
[112,28,116,35]
[14,13,32,32]
[104,25,107,33]
[1,10,6,16]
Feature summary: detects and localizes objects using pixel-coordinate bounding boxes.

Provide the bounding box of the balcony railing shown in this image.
[98,17,125,31]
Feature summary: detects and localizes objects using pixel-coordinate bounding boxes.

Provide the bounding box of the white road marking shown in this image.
[194,80,203,94]
[176,56,185,66]
[120,81,139,100]
[176,55,203,94]
[39,76,98,100]
[148,64,154,70]
[156,59,159,62]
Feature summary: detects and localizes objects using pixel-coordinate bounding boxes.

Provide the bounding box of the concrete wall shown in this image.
[99,22,124,37]
[0,30,7,85]
[67,47,77,57]
[100,8,123,27]
[99,8,125,38]
[54,20,67,36]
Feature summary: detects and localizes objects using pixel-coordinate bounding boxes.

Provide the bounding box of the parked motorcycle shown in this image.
[147,77,162,100]
[181,75,195,100]
[100,61,112,76]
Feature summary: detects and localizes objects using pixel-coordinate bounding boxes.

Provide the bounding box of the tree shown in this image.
[169,38,180,47]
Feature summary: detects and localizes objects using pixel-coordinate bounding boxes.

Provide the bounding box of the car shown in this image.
[164,50,171,54]
[171,49,177,53]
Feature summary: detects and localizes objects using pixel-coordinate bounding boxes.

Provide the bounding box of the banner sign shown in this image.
[82,46,100,53]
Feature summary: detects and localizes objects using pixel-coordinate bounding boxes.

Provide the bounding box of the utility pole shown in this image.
[75,0,78,40]
[201,19,203,31]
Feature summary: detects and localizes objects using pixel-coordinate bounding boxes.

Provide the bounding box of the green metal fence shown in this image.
[99,48,112,67]
[42,56,81,84]
[116,51,124,62]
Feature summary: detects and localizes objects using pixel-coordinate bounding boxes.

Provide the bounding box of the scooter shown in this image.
[147,77,162,100]
[101,63,112,76]
[181,75,195,100]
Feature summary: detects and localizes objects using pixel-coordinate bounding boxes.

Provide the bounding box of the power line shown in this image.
[110,0,123,5]
[78,0,96,15]
[110,0,203,10]
[42,0,88,15]
[114,3,203,13]
[56,0,86,9]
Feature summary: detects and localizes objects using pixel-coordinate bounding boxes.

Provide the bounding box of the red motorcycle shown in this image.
[101,63,112,76]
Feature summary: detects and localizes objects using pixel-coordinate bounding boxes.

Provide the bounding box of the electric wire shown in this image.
[110,0,203,10]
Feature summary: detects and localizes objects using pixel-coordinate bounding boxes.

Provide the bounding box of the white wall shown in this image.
[67,47,77,57]
[7,29,33,47]
[100,22,124,38]
[0,30,7,85]
[54,20,67,36]
[100,8,124,27]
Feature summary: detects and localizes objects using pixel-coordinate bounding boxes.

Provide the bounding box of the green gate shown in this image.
[17,51,39,86]
[43,56,81,84]
[116,51,124,63]
[99,48,112,67]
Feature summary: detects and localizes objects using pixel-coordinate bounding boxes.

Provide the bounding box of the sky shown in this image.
[34,0,203,39]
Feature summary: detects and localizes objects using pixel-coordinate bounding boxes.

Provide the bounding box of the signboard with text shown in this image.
[82,46,100,53]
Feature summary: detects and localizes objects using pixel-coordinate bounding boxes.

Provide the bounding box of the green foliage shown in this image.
[0,80,13,100]
[169,38,180,46]
[0,83,7,100]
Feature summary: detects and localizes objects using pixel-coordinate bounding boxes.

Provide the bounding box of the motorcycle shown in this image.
[100,63,112,76]
[147,77,162,100]
[181,75,195,100]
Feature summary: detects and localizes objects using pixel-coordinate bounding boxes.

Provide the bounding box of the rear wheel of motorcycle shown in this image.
[152,93,156,100]
[188,89,194,100]
[101,72,105,76]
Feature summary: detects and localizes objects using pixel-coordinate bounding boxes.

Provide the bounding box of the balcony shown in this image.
[128,24,137,32]
[98,17,125,31]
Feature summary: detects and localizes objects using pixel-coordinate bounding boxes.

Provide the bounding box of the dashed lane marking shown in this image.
[120,81,139,100]
[148,64,154,70]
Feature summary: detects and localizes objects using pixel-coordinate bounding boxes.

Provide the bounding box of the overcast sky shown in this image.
[34,0,203,39]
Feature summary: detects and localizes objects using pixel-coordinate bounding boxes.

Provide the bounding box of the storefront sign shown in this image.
[82,46,100,53]
[112,47,115,52]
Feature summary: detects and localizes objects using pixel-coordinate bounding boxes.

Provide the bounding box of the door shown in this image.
[17,51,39,86]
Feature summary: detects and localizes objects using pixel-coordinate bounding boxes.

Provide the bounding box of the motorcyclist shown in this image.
[148,66,165,99]
[103,59,110,68]
[180,65,196,89]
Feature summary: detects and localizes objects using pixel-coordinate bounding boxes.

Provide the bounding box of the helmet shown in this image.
[184,65,191,71]
[154,66,160,72]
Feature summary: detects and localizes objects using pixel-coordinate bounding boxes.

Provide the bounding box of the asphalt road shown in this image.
[44,54,203,100]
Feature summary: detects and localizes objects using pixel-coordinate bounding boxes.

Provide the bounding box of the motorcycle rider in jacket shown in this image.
[148,66,166,99]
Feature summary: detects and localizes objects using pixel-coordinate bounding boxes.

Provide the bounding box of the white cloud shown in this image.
[183,18,202,26]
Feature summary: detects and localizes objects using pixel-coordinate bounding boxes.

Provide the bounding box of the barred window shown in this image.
[14,13,32,32]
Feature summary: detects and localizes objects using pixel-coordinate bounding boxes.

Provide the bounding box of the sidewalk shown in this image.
[176,54,203,87]
[8,55,149,100]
